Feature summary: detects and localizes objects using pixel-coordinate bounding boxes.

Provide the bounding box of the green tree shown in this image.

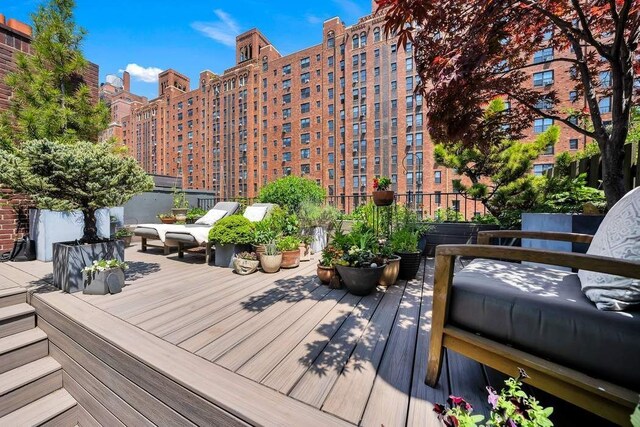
[434,99,558,222]
[0,0,109,146]
[0,140,153,242]
[257,176,326,212]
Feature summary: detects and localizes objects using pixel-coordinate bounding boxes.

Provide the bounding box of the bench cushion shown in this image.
[450,259,640,391]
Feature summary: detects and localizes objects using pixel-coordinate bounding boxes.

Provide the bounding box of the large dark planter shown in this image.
[396,251,422,280]
[82,267,124,295]
[335,264,385,296]
[423,222,501,257]
[372,190,394,206]
[53,240,124,293]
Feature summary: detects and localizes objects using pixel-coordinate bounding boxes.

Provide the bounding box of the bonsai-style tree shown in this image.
[434,99,560,221]
[257,176,326,212]
[380,0,639,208]
[0,140,153,243]
[0,0,109,147]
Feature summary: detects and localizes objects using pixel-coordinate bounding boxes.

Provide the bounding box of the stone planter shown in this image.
[396,251,422,280]
[82,267,124,295]
[372,190,394,206]
[317,264,335,284]
[260,253,282,273]
[233,258,260,275]
[379,255,401,286]
[214,243,245,267]
[423,222,501,257]
[281,250,300,269]
[521,213,604,254]
[172,208,188,222]
[29,208,112,262]
[53,240,124,293]
[335,264,386,296]
[299,243,311,262]
[307,226,328,253]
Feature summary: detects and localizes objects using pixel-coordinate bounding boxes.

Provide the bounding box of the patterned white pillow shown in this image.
[243,206,268,222]
[579,187,640,310]
[195,209,227,226]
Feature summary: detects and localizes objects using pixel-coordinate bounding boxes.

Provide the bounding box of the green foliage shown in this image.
[631,404,640,427]
[319,245,343,267]
[172,187,189,209]
[253,219,277,244]
[264,241,280,256]
[390,229,419,253]
[1,0,109,146]
[114,228,133,238]
[186,207,206,221]
[0,139,153,242]
[351,202,430,239]
[208,215,255,245]
[471,213,500,225]
[297,201,340,229]
[373,176,392,191]
[276,235,301,252]
[82,259,128,274]
[257,176,325,212]
[432,207,465,223]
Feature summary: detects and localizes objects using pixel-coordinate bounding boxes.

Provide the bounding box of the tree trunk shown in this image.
[82,208,99,243]
[599,138,627,209]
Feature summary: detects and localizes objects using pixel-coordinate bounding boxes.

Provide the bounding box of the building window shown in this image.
[544,143,554,155]
[533,163,553,176]
[301,133,311,144]
[406,76,413,90]
[282,64,291,75]
[533,47,554,64]
[360,32,367,46]
[534,118,553,133]
[283,152,291,162]
[301,148,310,159]
[300,72,310,84]
[301,118,310,128]
[406,57,413,71]
[569,138,579,150]
[435,171,442,184]
[569,91,578,102]
[300,57,310,68]
[373,27,381,42]
[328,153,334,164]
[434,191,441,205]
[533,70,554,87]
[391,62,397,72]
[599,97,611,113]
[599,71,611,87]
[352,34,359,49]
[283,137,291,147]
[282,93,291,104]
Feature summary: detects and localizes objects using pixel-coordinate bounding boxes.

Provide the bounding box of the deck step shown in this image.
[0,328,48,374]
[0,357,62,417]
[0,288,27,308]
[0,388,77,426]
[0,303,36,338]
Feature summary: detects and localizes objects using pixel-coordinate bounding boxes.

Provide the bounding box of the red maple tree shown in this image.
[379,0,639,207]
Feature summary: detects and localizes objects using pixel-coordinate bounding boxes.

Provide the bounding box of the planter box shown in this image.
[53,240,124,293]
[521,213,604,254]
[423,222,501,257]
[214,244,247,267]
[307,226,328,254]
[82,267,124,295]
[29,208,120,262]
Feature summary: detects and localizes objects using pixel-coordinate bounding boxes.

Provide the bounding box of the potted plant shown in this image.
[260,241,282,273]
[171,187,189,221]
[372,176,394,206]
[158,212,177,224]
[277,235,301,268]
[114,227,134,247]
[299,235,312,262]
[82,259,127,295]
[298,201,340,253]
[391,228,422,280]
[317,244,342,284]
[0,140,153,292]
[378,241,401,286]
[208,215,255,267]
[333,230,386,296]
[232,251,260,275]
[186,207,207,224]
[253,219,277,260]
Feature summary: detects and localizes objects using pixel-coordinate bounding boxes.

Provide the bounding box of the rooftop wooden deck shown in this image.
[0,243,608,426]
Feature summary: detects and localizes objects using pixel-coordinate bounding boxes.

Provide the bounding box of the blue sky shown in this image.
[6,0,374,98]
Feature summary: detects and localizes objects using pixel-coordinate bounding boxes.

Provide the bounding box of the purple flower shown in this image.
[508,419,517,427]
[487,386,499,408]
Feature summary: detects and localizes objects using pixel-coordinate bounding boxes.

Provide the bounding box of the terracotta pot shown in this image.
[233,258,260,275]
[160,217,176,224]
[260,253,282,273]
[299,243,311,262]
[372,190,394,206]
[120,236,132,248]
[396,251,422,280]
[379,255,401,286]
[253,244,266,261]
[317,264,335,284]
[281,249,300,269]
[335,264,385,296]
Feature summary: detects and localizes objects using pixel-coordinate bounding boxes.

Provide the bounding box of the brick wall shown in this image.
[0,190,30,253]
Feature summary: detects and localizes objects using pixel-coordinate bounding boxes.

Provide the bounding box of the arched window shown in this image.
[360,31,367,46]
[373,27,381,42]
[262,56,268,71]
[352,34,359,49]
[327,31,335,48]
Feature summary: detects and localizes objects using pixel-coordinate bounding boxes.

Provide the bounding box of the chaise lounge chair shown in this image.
[427,187,640,425]
[133,202,240,255]
[165,203,277,263]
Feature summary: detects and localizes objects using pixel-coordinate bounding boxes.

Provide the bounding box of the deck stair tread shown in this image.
[0,388,76,426]
[0,356,61,396]
[0,327,47,354]
[0,303,34,322]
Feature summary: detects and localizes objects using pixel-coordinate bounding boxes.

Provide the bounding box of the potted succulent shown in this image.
[158,212,177,224]
[171,187,190,221]
[333,230,386,296]
[378,241,401,286]
[82,259,128,295]
[233,251,260,275]
[260,241,282,273]
[186,207,207,224]
[208,215,255,267]
[277,235,301,268]
[114,227,134,247]
[391,228,422,280]
[372,176,394,206]
[317,245,342,284]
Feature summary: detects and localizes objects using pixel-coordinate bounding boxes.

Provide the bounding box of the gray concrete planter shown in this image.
[306,226,328,254]
[214,244,248,267]
[423,222,501,257]
[82,267,124,295]
[53,240,124,293]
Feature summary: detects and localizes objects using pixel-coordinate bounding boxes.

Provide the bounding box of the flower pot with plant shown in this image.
[233,252,260,275]
[252,219,277,260]
[114,227,134,247]
[171,186,190,221]
[158,213,177,224]
[391,228,422,280]
[208,215,256,267]
[317,244,342,284]
[377,241,401,286]
[82,259,128,295]
[333,230,386,296]
[278,235,301,268]
[260,241,282,273]
[372,176,394,206]
[186,207,207,224]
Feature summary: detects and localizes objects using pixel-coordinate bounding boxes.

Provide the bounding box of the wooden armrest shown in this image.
[477,230,593,245]
[435,244,640,280]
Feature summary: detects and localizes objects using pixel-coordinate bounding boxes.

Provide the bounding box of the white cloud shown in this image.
[192,9,240,47]
[305,14,325,25]
[119,64,163,83]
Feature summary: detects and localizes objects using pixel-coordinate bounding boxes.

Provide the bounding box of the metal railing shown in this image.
[198,192,487,222]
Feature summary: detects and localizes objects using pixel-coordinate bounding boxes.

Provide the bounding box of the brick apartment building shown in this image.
[115,2,612,214]
[99,71,147,143]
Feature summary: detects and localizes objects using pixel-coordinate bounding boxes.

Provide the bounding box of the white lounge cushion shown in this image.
[195,209,228,226]
[579,187,640,310]
[243,206,268,222]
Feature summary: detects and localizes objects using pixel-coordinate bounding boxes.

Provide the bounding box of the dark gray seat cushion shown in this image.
[450,259,640,391]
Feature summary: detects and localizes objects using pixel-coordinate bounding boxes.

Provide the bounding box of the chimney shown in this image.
[7,18,32,37]
[123,71,131,92]
[0,14,6,26]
